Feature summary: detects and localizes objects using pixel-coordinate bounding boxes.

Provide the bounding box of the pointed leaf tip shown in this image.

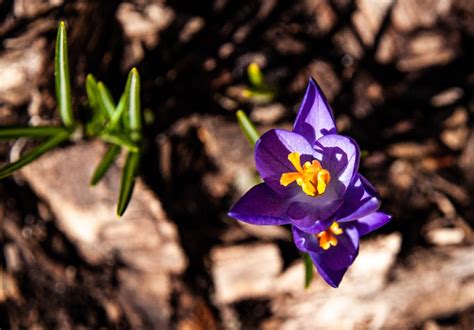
[116,151,140,217]
[90,144,121,186]
[247,62,264,88]
[125,68,141,141]
[55,20,74,128]
[86,73,97,83]
[96,81,116,118]
[86,74,98,106]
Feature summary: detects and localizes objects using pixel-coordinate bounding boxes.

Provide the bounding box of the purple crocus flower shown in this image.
[229,78,391,287]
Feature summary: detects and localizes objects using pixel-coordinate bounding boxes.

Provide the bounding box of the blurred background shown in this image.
[0,0,473,329]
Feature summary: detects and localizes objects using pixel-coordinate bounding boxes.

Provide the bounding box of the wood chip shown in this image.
[263,234,474,329]
[21,141,187,328]
[211,243,283,304]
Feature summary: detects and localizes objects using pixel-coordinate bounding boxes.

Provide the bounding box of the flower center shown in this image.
[316,222,343,250]
[280,152,331,197]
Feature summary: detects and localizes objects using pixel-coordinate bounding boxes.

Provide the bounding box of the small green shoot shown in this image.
[236,110,260,146]
[242,62,275,102]
[247,62,265,88]
[55,21,74,128]
[89,67,143,216]
[0,21,146,217]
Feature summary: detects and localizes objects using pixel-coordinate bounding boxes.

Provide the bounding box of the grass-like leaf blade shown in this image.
[97,82,116,118]
[116,151,140,216]
[0,132,69,179]
[85,74,105,135]
[90,144,121,186]
[236,109,260,146]
[55,21,74,128]
[100,132,139,153]
[0,126,68,140]
[126,68,141,142]
[86,74,101,115]
[106,94,126,130]
[303,253,314,289]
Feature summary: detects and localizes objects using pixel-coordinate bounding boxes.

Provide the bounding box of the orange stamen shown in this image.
[316,222,343,250]
[279,152,331,196]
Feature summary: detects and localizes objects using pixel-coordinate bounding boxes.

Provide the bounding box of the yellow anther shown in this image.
[316,222,344,250]
[279,152,331,197]
[288,152,303,173]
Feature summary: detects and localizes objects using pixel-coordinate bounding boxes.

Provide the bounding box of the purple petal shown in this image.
[355,212,392,236]
[287,198,343,232]
[314,134,360,195]
[255,129,317,195]
[228,183,292,225]
[293,78,337,145]
[292,226,322,253]
[318,225,359,270]
[337,174,381,222]
[311,254,350,288]
[294,225,359,288]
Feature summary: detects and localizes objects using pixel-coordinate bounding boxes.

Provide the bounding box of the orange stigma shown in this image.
[316,222,343,250]
[280,152,331,196]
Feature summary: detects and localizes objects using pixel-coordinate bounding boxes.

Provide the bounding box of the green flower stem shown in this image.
[304,253,314,289]
[236,110,260,147]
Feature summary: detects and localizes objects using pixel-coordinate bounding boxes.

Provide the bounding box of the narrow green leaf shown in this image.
[122,74,132,130]
[55,21,74,128]
[116,151,140,216]
[0,132,69,179]
[90,144,121,186]
[0,126,68,140]
[236,110,260,147]
[106,93,126,130]
[85,75,104,136]
[100,132,139,153]
[247,62,264,88]
[126,68,141,142]
[303,253,314,289]
[97,82,116,118]
[86,74,100,114]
